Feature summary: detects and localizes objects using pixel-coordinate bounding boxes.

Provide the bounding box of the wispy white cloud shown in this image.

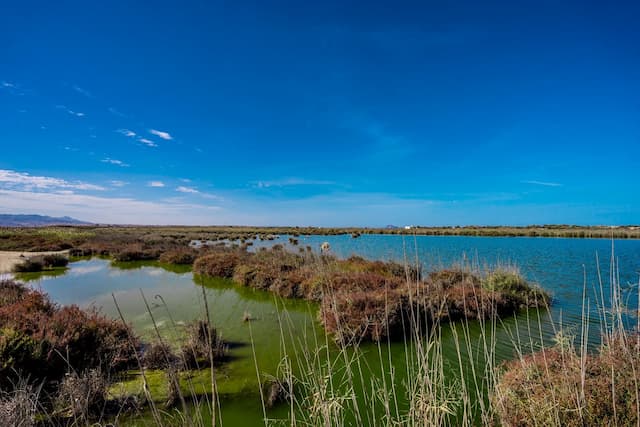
[108,107,127,118]
[138,138,157,147]
[149,129,173,140]
[110,180,128,187]
[174,185,222,200]
[253,178,336,188]
[56,105,85,117]
[101,158,130,167]
[117,129,136,137]
[521,180,562,187]
[176,186,199,194]
[0,81,25,96]
[0,169,105,191]
[148,181,165,188]
[72,85,93,98]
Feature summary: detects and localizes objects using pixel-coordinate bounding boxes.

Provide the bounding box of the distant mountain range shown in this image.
[0,214,92,227]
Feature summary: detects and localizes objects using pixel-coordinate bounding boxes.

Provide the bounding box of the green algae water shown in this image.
[16,235,640,426]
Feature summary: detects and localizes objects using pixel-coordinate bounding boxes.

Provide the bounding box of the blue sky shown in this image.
[1,0,639,226]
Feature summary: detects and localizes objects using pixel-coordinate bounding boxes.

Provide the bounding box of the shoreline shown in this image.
[0,250,69,274]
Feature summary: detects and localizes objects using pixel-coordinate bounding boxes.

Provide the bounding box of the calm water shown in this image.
[16,235,640,425]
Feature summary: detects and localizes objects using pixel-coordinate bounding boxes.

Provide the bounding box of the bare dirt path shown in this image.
[0,250,70,274]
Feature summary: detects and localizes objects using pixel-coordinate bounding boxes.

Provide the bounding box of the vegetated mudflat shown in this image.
[1,232,639,426]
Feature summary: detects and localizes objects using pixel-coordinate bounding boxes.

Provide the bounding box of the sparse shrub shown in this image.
[232,264,256,286]
[427,269,478,289]
[0,280,138,392]
[321,286,406,343]
[264,376,293,408]
[159,249,197,265]
[181,320,226,369]
[482,269,549,308]
[494,333,640,427]
[0,382,38,427]
[142,341,179,369]
[12,260,44,273]
[55,369,107,421]
[42,254,69,268]
[193,251,242,278]
[113,244,158,262]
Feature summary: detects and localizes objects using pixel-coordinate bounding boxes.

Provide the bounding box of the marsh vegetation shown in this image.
[0,230,638,426]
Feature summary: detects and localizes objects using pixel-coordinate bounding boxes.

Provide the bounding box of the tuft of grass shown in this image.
[0,380,39,427]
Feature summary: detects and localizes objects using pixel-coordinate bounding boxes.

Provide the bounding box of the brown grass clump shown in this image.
[264,376,293,408]
[158,248,198,265]
[142,341,180,369]
[193,250,243,279]
[54,369,108,421]
[494,333,640,427]
[112,243,159,262]
[180,320,226,369]
[320,284,406,343]
[0,382,38,427]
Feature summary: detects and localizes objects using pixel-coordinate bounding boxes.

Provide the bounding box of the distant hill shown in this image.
[0,214,92,227]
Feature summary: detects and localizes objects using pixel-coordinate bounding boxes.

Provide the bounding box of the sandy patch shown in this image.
[0,250,70,274]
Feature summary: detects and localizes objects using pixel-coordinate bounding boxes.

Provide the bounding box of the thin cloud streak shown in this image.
[117,129,136,137]
[72,85,93,98]
[108,107,127,117]
[56,105,85,117]
[138,138,157,147]
[176,186,199,193]
[521,180,562,187]
[148,181,165,187]
[253,178,336,188]
[149,129,173,140]
[175,185,222,200]
[101,158,130,167]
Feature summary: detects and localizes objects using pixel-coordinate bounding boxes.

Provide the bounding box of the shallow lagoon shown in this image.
[17,235,640,425]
